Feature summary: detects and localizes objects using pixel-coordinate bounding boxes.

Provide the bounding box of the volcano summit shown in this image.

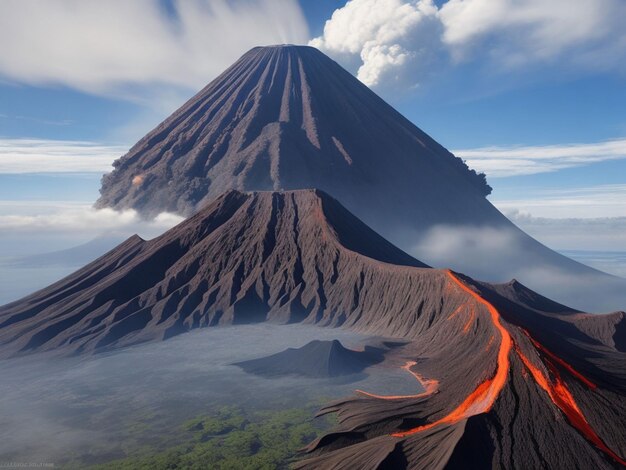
[96,45,490,223]
[94,45,626,312]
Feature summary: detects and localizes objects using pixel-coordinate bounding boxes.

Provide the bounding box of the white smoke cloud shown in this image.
[410,224,626,312]
[311,0,626,89]
[309,0,444,87]
[0,0,309,95]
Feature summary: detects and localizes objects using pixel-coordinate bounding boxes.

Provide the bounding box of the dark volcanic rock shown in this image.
[234,339,383,378]
[296,276,626,469]
[1,189,625,468]
[95,45,491,227]
[0,189,430,356]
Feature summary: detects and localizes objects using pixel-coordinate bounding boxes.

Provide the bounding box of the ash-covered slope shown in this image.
[95,45,490,226]
[1,189,625,468]
[234,339,383,378]
[297,275,626,469]
[93,44,626,312]
[0,189,432,356]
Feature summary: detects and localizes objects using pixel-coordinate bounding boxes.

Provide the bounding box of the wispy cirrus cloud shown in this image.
[4,136,626,180]
[0,0,309,96]
[493,184,626,218]
[0,139,124,173]
[454,138,626,177]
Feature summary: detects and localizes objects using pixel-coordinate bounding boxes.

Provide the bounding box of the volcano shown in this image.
[94,45,625,312]
[96,45,491,222]
[1,189,625,468]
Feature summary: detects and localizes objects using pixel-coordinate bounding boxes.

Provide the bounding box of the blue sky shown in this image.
[0,0,625,258]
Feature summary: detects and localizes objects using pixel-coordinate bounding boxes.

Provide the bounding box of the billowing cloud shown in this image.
[312,0,626,89]
[309,0,444,87]
[454,138,626,177]
[0,0,309,95]
[0,139,123,173]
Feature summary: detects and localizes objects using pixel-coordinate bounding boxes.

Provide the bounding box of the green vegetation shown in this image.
[87,405,329,469]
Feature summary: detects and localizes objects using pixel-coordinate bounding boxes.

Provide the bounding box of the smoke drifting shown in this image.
[412,224,626,312]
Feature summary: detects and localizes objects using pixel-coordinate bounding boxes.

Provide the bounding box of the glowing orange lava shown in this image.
[520,328,596,390]
[447,303,465,320]
[392,271,512,437]
[356,361,438,399]
[357,270,626,465]
[516,346,626,466]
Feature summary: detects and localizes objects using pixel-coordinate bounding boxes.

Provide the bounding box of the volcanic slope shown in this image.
[297,274,626,469]
[94,44,626,312]
[1,189,625,468]
[0,189,431,356]
[95,45,491,224]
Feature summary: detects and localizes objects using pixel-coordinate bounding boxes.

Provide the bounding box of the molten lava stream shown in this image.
[355,361,438,399]
[516,347,626,466]
[392,271,513,437]
[520,328,596,390]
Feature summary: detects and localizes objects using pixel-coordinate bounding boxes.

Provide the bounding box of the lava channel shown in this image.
[516,345,626,466]
[391,271,513,437]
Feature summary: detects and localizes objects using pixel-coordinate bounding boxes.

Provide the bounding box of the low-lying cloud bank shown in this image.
[312,0,626,89]
[0,202,183,262]
[506,211,626,251]
[0,200,624,312]
[0,203,182,236]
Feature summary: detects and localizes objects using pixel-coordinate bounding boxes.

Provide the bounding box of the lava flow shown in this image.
[355,360,438,399]
[392,271,513,437]
[382,272,626,466]
[516,346,626,466]
[520,328,597,390]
